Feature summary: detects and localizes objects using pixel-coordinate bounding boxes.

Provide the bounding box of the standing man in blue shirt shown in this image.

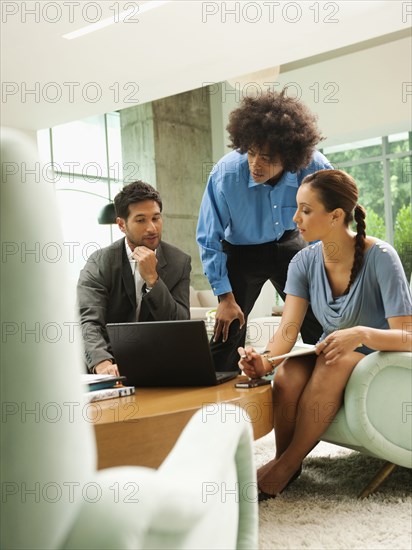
[197,90,333,372]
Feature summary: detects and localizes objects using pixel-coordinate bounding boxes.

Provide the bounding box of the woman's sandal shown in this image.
[258,465,303,502]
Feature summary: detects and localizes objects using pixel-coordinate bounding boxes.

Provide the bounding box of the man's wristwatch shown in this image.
[145,278,159,293]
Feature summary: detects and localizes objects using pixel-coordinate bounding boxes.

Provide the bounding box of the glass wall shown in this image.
[37,112,124,284]
[323,132,412,279]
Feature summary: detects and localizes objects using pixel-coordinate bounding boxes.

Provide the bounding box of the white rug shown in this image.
[254,432,412,550]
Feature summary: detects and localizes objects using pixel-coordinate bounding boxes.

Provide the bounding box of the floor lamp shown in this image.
[97,202,117,225]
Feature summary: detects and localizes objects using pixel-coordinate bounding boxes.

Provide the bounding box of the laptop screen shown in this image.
[106,320,237,387]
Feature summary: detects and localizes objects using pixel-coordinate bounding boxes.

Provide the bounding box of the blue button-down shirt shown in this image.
[196,150,332,295]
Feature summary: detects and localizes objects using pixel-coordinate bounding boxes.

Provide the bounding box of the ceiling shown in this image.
[1,0,410,130]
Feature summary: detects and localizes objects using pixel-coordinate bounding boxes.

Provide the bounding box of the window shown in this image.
[37,113,124,283]
[323,132,412,279]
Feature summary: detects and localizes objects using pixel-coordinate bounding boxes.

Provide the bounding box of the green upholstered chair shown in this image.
[321,350,412,496]
[1,128,258,549]
[246,318,412,496]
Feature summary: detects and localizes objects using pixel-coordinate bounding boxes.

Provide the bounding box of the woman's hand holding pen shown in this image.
[238,346,267,379]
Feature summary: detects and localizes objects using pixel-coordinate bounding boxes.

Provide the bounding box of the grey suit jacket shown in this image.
[77,238,191,370]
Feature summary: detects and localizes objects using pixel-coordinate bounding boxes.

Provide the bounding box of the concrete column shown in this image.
[119,102,156,185]
[120,87,213,289]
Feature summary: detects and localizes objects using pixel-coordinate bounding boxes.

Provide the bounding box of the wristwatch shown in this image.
[260,350,277,376]
[145,278,159,292]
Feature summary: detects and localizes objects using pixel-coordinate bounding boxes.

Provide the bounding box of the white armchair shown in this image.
[1,128,258,550]
[63,406,258,550]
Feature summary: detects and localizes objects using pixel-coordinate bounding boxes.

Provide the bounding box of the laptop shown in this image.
[106,320,239,387]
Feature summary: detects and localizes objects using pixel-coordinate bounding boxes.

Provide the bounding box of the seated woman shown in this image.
[238,169,412,501]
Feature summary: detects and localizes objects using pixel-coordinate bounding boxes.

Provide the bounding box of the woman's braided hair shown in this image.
[301,169,366,295]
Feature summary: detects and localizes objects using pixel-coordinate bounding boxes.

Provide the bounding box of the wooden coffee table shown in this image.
[91,376,273,469]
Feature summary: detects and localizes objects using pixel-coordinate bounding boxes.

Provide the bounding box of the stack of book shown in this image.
[82,374,135,402]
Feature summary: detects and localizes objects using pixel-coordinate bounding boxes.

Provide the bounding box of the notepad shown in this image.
[81,374,127,391]
[266,344,317,362]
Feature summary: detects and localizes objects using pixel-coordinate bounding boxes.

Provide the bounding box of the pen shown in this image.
[240,349,270,360]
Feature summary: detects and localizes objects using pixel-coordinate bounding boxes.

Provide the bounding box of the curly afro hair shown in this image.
[226,89,325,172]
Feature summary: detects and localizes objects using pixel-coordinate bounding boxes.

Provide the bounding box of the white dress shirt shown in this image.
[125,240,145,320]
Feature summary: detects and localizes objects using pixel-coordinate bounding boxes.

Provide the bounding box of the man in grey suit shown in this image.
[77,181,191,375]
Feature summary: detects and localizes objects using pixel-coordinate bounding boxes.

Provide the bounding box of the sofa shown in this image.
[189,285,218,320]
[190,281,280,322]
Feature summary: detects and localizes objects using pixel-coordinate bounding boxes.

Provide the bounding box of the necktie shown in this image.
[133,262,144,320]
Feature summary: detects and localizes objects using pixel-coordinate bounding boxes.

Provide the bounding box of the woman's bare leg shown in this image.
[273,355,316,458]
[259,352,364,495]
[257,355,315,482]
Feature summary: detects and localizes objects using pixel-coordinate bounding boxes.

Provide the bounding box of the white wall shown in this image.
[210,36,411,155]
[2,126,37,143]
[277,36,411,147]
